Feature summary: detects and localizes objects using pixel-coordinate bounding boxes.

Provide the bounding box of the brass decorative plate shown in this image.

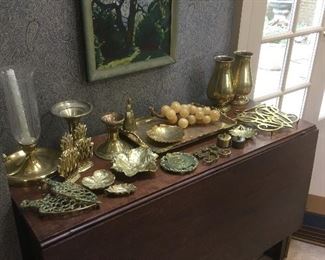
[81,170,115,190]
[160,152,199,174]
[146,124,184,143]
[229,125,257,139]
[105,183,136,196]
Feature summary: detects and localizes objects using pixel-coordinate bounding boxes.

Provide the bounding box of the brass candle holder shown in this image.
[51,100,93,134]
[95,112,130,161]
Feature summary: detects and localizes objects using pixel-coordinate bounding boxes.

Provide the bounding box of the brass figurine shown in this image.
[207,55,235,112]
[123,98,137,132]
[232,51,253,106]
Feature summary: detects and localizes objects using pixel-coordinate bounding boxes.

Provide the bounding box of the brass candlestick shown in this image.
[51,100,93,134]
[95,112,130,161]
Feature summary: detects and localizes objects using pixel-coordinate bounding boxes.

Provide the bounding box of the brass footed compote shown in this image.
[95,112,130,161]
[51,100,93,134]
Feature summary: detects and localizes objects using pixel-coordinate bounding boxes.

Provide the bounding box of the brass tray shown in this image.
[123,114,236,154]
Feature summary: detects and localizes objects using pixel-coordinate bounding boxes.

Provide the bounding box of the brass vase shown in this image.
[232,51,253,106]
[207,55,235,112]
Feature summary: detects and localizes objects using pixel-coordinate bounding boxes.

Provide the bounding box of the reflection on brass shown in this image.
[123,98,137,132]
[74,124,94,173]
[232,136,246,149]
[82,169,115,190]
[95,112,130,161]
[21,179,99,216]
[4,146,59,186]
[218,148,232,158]
[112,147,158,177]
[193,144,220,165]
[146,124,184,143]
[51,100,93,133]
[229,125,257,139]
[237,104,299,132]
[160,152,199,174]
[207,55,235,112]
[217,133,232,148]
[232,51,253,106]
[105,183,136,196]
[57,134,80,181]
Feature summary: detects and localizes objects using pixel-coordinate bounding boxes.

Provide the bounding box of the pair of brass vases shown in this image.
[207,51,253,111]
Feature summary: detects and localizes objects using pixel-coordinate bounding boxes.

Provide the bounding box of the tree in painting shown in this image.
[92,0,172,69]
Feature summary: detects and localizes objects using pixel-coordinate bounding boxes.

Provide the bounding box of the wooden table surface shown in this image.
[10,119,316,251]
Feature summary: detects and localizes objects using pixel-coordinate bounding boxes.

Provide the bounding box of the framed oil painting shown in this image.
[81,0,177,81]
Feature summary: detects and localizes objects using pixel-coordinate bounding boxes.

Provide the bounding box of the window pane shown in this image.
[285,33,318,88]
[296,0,325,30]
[254,40,288,99]
[261,97,279,107]
[281,89,307,117]
[263,0,295,37]
[319,90,325,120]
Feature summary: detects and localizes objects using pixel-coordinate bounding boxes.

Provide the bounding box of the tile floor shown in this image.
[286,239,325,260]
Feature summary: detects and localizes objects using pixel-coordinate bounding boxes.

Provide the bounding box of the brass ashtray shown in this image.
[229,125,257,139]
[105,183,136,196]
[81,170,115,190]
[160,152,199,174]
[146,124,184,143]
[112,147,158,177]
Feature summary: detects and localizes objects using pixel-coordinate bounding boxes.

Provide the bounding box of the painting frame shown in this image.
[81,0,177,82]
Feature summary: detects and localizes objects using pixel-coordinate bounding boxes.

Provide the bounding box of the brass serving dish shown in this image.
[105,183,136,196]
[147,124,184,143]
[229,125,257,139]
[112,147,158,177]
[160,152,199,174]
[81,170,115,190]
[123,114,236,154]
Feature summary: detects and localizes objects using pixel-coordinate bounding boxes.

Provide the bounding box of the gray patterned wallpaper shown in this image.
[0,0,235,258]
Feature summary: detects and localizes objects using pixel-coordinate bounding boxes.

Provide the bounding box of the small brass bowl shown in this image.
[229,125,257,139]
[147,124,184,143]
[81,170,115,190]
[105,183,136,196]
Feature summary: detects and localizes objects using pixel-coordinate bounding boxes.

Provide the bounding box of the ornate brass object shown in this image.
[232,51,253,106]
[160,152,199,174]
[207,55,235,112]
[146,124,184,143]
[73,123,94,172]
[193,144,220,165]
[112,147,158,177]
[218,148,232,158]
[217,133,232,148]
[105,183,136,196]
[229,125,257,139]
[237,104,299,132]
[3,146,59,186]
[51,100,93,134]
[57,133,80,182]
[82,169,115,190]
[123,98,137,132]
[95,112,130,161]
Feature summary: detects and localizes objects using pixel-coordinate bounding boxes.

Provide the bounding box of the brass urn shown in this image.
[232,51,253,106]
[207,55,235,112]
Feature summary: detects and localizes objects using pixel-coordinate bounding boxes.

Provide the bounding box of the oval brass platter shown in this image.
[146,124,184,143]
[160,152,199,174]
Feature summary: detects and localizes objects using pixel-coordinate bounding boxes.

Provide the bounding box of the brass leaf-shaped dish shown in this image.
[160,152,199,174]
[112,147,158,177]
[81,170,115,190]
[105,183,136,196]
[229,125,257,139]
[146,124,184,143]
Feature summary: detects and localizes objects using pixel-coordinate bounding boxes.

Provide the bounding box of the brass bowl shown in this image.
[146,124,184,143]
[229,125,257,139]
[81,169,115,190]
[51,100,93,120]
[112,147,158,177]
[105,183,136,196]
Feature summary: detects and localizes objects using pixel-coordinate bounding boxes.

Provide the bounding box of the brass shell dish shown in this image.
[112,147,158,177]
[105,183,136,196]
[146,124,184,143]
[229,125,257,139]
[81,170,115,190]
[160,152,199,174]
